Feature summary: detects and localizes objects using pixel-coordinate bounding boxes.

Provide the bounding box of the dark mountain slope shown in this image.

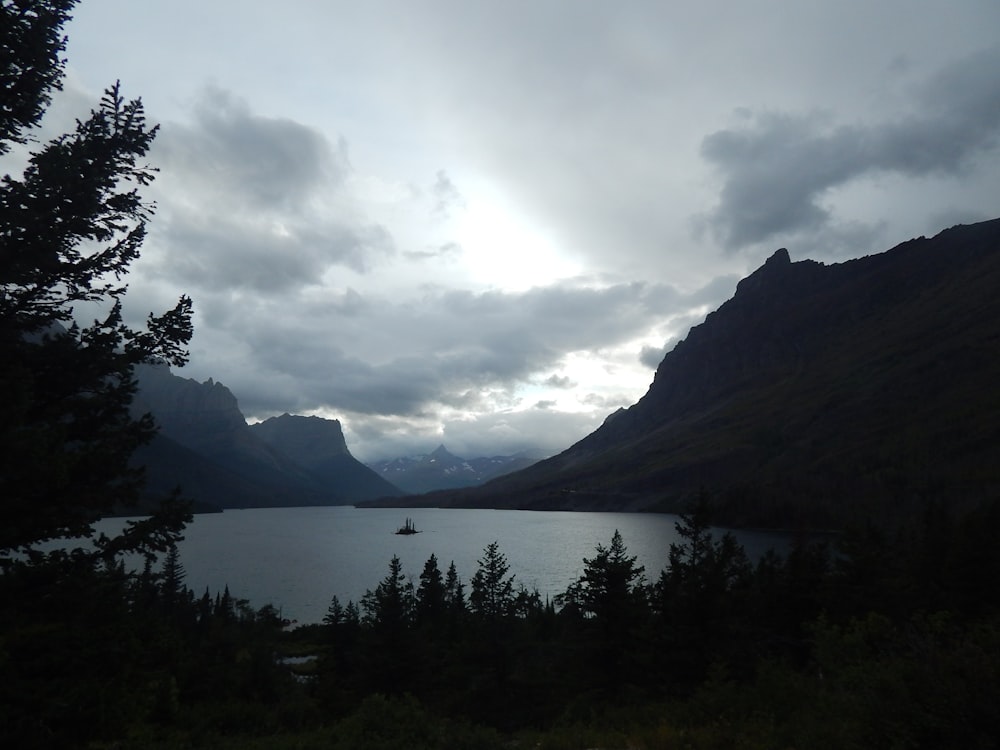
[250,414,402,500]
[133,364,326,507]
[374,219,1000,528]
[132,366,401,507]
[132,434,266,512]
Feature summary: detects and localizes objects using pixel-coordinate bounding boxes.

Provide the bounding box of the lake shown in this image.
[97,506,793,624]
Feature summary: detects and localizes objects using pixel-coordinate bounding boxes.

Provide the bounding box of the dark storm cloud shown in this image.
[160,218,391,293]
[639,344,666,370]
[160,87,348,207]
[418,282,684,384]
[701,47,1000,251]
[148,87,393,291]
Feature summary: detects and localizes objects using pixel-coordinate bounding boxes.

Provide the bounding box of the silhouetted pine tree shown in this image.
[0,5,194,743]
[416,553,447,630]
[359,555,415,693]
[557,530,648,686]
[325,595,346,626]
[655,495,752,683]
[160,544,186,611]
[470,541,515,622]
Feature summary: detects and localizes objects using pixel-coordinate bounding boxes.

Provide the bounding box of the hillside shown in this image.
[250,414,400,501]
[363,219,1000,528]
[132,365,401,508]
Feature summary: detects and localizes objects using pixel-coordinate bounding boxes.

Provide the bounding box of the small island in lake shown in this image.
[395,517,420,535]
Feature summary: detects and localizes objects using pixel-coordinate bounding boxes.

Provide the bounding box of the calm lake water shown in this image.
[97,507,792,624]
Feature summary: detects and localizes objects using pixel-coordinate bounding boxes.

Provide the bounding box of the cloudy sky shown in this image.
[41,0,1000,461]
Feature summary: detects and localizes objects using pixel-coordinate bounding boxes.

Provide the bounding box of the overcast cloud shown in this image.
[702,47,1000,252]
[29,0,1000,460]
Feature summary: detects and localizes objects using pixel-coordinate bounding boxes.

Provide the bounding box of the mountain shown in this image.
[363,219,1000,529]
[133,364,317,503]
[131,433,274,512]
[132,365,401,508]
[367,444,538,494]
[250,414,401,500]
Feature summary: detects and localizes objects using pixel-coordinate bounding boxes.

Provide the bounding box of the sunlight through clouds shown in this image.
[451,186,581,291]
[54,0,1000,460]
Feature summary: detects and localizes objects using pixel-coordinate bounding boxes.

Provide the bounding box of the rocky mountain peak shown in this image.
[368,445,537,494]
[732,247,821,303]
[432,218,1000,527]
[430,444,454,460]
[133,363,248,452]
[250,413,350,467]
[132,365,401,507]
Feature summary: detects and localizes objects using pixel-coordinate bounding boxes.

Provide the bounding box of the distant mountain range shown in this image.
[131,365,402,511]
[367,445,538,494]
[362,218,1000,529]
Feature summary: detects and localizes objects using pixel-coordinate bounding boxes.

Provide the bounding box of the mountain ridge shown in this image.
[367,444,538,494]
[131,365,402,509]
[361,218,1000,528]
[250,413,398,501]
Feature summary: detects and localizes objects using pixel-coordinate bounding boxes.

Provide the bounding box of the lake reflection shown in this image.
[98,506,791,624]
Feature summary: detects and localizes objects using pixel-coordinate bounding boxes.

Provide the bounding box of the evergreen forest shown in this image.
[3,2,999,747]
[5,499,1000,748]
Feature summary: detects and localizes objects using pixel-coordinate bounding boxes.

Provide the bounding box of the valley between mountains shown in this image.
[136,218,1000,529]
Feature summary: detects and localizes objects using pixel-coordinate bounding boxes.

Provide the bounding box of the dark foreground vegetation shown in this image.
[4,498,1000,748]
[3,2,999,747]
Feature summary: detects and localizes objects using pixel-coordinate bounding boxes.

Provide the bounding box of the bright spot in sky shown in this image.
[453,188,580,291]
[511,345,656,417]
[566,349,652,399]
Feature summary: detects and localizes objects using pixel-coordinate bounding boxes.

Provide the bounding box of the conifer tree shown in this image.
[0,0,74,153]
[658,498,751,605]
[0,0,193,563]
[196,587,212,625]
[0,9,194,741]
[415,553,447,627]
[217,584,235,621]
[556,531,648,686]
[559,529,646,626]
[325,594,345,626]
[655,495,752,682]
[470,541,515,621]
[344,599,360,627]
[444,559,466,611]
[361,554,414,633]
[160,543,186,610]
